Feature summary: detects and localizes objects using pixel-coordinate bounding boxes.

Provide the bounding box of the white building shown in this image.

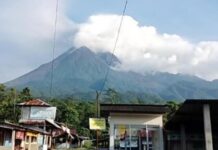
[100,104,168,150]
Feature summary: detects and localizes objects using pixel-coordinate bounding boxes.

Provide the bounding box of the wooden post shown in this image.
[96,91,100,118]
[96,130,99,150]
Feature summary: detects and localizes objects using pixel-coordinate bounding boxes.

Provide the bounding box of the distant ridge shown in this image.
[6,46,218,101]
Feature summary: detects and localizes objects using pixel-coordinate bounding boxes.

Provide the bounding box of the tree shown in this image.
[164,100,182,123]
[104,88,121,104]
[48,98,97,137]
[0,85,18,122]
[19,87,32,101]
[130,97,145,104]
[0,85,34,123]
[49,99,80,128]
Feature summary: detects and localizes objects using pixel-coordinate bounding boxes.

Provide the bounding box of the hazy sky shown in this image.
[1,0,218,83]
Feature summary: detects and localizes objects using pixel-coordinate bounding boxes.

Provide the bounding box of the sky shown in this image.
[1,0,218,83]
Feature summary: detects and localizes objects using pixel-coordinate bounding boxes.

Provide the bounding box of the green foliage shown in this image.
[103,88,121,104]
[19,87,32,101]
[129,97,145,104]
[48,99,97,137]
[0,84,33,122]
[83,140,93,149]
[0,85,98,138]
[163,100,182,123]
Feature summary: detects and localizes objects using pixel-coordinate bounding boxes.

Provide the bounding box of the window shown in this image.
[26,136,30,143]
[114,124,161,150]
[31,136,37,143]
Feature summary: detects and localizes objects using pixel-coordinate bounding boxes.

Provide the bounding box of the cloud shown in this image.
[74,14,218,80]
[0,0,75,82]
[1,2,218,83]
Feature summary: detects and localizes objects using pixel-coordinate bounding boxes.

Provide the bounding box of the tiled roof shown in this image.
[17,99,50,107]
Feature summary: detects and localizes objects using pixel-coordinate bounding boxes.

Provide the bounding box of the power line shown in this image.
[49,0,59,99]
[98,0,128,96]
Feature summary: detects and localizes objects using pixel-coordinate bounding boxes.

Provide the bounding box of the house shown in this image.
[165,99,218,150]
[100,103,169,150]
[0,121,49,150]
[17,99,61,149]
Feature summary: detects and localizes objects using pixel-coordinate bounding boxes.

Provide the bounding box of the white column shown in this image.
[203,104,213,150]
[109,122,114,150]
[11,130,16,150]
[180,125,186,150]
[159,127,164,150]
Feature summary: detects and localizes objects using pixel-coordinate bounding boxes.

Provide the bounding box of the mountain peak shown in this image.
[97,52,121,67]
[5,46,218,100]
[63,46,92,55]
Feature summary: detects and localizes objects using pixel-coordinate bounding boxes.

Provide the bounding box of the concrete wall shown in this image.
[109,113,163,127]
[0,146,12,150]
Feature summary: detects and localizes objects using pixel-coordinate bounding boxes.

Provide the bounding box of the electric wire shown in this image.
[49,0,59,99]
[98,0,128,96]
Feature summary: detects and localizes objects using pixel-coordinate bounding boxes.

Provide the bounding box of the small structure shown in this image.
[101,104,169,150]
[52,128,80,149]
[165,99,218,150]
[0,121,49,150]
[17,99,60,149]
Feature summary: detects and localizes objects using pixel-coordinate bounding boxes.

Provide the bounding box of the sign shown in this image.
[89,118,106,130]
[117,125,126,135]
[30,107,56,120]
[16,131,25,140]
[26,132,38,137]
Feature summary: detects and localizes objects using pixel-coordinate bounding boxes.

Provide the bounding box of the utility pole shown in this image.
[13,89,16,122]
[96,91,100,118]
[96,91,100,150]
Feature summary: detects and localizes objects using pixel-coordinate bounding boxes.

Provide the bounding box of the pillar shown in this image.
[12,130,16,150]
[180,124,186,150]
[159,127,164,150]
[109,122,114,150]
[203,104,213,150]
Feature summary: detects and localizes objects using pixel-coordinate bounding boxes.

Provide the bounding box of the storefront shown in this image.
[165,99,218,150]
[100,104,168,150]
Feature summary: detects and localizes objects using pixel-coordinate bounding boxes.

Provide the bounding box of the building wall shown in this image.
[0,146,12,150]
[109,113,163,127]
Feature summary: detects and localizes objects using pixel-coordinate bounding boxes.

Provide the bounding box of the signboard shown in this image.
[89,118,106,130]
[30,107,56,120]
[26,132,38,137]
[16,131,25,140]
[117,125,126,135]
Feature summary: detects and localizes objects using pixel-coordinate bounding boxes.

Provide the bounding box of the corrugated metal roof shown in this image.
[46,119,61,129]
[0,122,50,134]
[165,99,218,130]
[100,103,169,117]
[17,99,50,107]
[19,120,46,124]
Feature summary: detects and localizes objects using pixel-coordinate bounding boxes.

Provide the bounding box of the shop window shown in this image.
[114,124,161,150]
